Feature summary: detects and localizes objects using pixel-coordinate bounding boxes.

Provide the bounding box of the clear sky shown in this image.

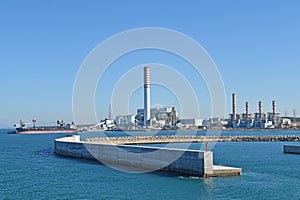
[1,0,300,127]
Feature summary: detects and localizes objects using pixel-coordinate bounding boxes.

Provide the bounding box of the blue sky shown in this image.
[1,0,300,127]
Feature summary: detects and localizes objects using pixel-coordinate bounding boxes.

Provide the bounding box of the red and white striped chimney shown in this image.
[272,100,276,114]
[232,93,236,120]
[144,66,150,126]
[259,101,262,115]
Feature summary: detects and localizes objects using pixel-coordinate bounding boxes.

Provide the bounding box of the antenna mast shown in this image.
[108,104,112,119]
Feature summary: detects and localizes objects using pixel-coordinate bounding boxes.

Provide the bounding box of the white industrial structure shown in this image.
[180,118,203,128]
[136,106,178,128]
[115,114,136,129]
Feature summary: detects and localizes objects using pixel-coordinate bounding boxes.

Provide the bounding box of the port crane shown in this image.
[88,119,117,131]
[14,119,37,128]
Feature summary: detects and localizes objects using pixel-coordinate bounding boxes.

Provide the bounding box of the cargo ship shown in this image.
[13,119,78,134]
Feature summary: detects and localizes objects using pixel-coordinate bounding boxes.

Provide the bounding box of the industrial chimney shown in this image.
[272,100,276,114]
[259,101,262,115]
[144,66,150,126]
[232,93,236,120]
[246,102,249,115]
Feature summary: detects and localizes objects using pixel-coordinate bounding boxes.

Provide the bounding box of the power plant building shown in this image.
[180,118,203,128]
[229,93,282,129]
[115,114,136,128]
[114,66,178,129]
[136,107,178,128]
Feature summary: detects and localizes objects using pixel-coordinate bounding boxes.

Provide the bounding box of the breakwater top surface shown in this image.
[85,135,300,145]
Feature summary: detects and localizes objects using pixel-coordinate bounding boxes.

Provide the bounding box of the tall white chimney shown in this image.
[144,66,150,126]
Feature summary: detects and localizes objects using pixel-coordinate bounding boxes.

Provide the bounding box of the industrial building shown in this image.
[229,93,289,129]
[115,114,136,129]
[136,106,178,128]
[103,65,296,130]
[113,66,178,129]
[180,118,203,129]
[114,107,178,129]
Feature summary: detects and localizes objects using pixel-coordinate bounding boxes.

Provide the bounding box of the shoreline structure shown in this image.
[54,135,243,177]
[54,134,300,177]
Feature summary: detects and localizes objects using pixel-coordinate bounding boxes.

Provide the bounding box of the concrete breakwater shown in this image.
[85,135,300,145]
[55,135,242,177]
[283,145,300,154]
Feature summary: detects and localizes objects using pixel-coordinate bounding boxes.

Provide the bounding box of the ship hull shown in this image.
[16,128,77,134]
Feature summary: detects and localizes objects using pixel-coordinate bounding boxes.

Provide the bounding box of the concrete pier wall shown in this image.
[283,145,300,154]
[54,136,214,177]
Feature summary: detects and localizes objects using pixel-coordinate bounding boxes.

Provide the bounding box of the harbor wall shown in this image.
[54,136,213,177]
[283,145,300,154]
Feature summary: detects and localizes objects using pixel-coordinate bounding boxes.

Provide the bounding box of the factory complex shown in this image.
[113,67,179,130]
[228,93,296,129]
[93,66,299,131]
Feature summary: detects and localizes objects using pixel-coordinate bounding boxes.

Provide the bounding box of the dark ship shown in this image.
[13,119,77,134]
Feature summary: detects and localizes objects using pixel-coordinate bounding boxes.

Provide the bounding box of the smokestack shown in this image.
[272,100,276,114]
[246,102,249,115]
[232,93,236,120]
[259,101,262,115]
[144,66,150,126]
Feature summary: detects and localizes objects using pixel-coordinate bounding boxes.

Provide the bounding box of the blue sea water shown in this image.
[1,129,300,199]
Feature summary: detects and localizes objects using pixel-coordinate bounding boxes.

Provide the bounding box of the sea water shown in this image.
[1,129,300,199]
